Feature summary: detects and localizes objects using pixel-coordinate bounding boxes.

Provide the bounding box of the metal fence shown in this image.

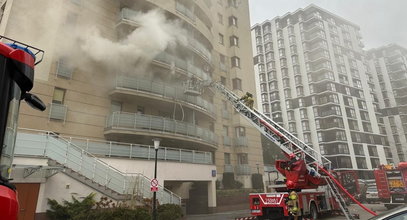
[106,112,218,146]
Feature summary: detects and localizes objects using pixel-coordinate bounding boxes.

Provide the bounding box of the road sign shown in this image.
[151,178,159,192]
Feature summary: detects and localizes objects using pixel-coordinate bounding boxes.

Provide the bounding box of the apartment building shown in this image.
[251,4,390,179]
[0,0,262,217]
[367,44,407,163]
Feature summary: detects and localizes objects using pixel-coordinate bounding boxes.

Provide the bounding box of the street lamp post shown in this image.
[152,138,161,220]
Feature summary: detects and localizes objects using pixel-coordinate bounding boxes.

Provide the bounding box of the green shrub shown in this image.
[46,194,182,220]
[222,173,243,189]
[157,204,183,220]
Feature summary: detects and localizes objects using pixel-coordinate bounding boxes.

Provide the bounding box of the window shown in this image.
[52,88,66,104]
[287,111,295,121]
[232,78,242,90]
[223,125,229,136]
[218,13,223,24]
[304,133,311,143]
[230,36,239,47]
[289,122,296,132]
[284,89,291,98]
[137,106,144,114]
[221,76,227,85]
[229,16,238,26]
[224,153,231,164]
[110,101,122,113]
[300,109,307,119]
[296,87,304,96]
[231,56,240,68]
[278,39,284,48]
[237,153,248,164]
[302,121,310,131]
[218,33,224,45]
[357,157,367,169]
[235,126,246,137]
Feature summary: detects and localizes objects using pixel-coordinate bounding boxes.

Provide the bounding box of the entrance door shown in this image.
[14,183,40,220]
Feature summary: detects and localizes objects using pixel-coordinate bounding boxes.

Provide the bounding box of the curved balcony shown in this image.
[113,76,215,119]
[154,52,212,81]
[105,112,217,150]
[116,8,141,29]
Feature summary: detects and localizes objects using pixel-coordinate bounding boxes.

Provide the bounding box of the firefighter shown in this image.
[287,190,301,219]
[239,92,254,109]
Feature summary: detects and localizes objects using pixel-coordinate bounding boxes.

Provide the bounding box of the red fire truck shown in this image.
[374,162,407,209]
[0,36,45,219]
[208,83,377,219]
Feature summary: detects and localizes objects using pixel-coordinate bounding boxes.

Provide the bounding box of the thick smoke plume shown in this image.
[77,9,188,74]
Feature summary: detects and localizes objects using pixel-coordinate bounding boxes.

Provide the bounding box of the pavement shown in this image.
[186,203,389,220]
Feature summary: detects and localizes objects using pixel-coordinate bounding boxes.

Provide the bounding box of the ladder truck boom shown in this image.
[209,81,377,219]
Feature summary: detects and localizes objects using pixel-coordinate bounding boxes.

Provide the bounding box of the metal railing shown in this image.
[115,75,214,116]
[106,112,218,146]
[235,164,251,175]
[117,8,141,26]
[60,135,213,164]
[14,129,181,205]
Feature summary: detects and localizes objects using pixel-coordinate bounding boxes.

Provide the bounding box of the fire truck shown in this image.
[0,36,45,219]
[374,162,407,209]
[207,82,377,220]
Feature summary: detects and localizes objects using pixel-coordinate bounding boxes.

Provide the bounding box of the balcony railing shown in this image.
[234,137,248,147]
[223,136,231,146]
[117,8,141,26]
[115,76,214,117]
[236,164,251,175]
[62,135,213,164]
[49,103,67,122]
[106,112,218,146]
[154,52,212,81]
[224,165,234,173]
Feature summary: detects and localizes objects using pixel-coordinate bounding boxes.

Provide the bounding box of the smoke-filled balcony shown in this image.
[105,112,217,150]
[153,52,212,81]
[116,8,141,29]
[111,75,215,119]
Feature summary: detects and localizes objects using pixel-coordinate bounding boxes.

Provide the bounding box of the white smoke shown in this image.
[77,9,188,73]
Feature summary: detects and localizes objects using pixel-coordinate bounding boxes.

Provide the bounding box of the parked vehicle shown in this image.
[374,163,407,209]
[369,204,407,220]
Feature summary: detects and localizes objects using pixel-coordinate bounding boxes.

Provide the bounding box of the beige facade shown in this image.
[0,0,263,215]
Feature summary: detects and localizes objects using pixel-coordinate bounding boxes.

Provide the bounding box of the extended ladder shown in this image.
[325,177,354,220]
[210,82,331,174]
[210,82,359,219]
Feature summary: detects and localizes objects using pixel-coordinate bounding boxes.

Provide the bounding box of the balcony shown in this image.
[59,133,213,164]
[154,52,212,81]
[116,8,141,29]
[303,32,326,43]
[113,75,215,118]
[303,13,322,23]
[304,22,324,33]
[188,38,212,63]
[234,136,248,147]
[223,136,231,146]
[105,112,217,149]
[48,103,67,122]
[236,164,251,175]
[224,165,234,173]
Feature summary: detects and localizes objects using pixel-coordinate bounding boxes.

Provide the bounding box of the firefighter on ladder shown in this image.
[239,92,254,109]
[287,190,301,220]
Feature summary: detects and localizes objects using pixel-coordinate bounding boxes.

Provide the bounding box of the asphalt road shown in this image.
[186,203,389,220]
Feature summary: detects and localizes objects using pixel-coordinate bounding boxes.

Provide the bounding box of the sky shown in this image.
[249,0,407,50]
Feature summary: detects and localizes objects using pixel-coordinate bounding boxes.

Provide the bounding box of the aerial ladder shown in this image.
[206,81,377,219]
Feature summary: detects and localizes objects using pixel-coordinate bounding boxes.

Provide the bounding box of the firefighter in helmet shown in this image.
[239,92,254,109]
[287,190,301,219]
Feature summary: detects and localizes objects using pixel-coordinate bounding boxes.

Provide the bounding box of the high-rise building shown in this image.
[367,44,407,163]
[0,0,262,217]
[251,4,391,178]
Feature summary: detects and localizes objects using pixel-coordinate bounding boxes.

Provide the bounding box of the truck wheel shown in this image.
[310,203,318,220]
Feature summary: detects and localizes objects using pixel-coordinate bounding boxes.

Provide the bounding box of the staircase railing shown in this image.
[14,128,181,205]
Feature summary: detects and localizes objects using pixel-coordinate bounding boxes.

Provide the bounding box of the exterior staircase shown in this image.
[14,130,181,205]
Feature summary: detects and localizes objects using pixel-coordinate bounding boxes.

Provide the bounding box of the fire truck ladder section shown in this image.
[325,177,353,220]
[210,82,377,219]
